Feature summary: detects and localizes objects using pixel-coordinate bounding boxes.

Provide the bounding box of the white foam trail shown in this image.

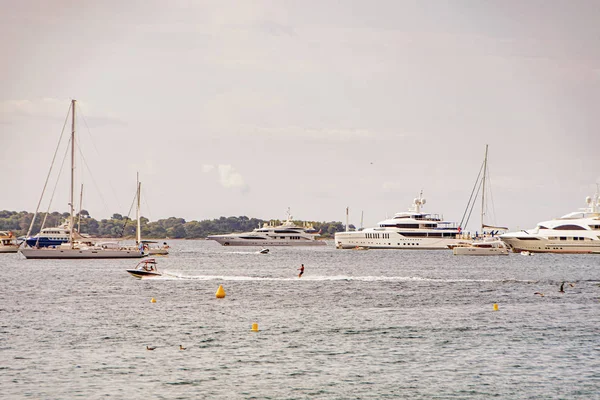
[153,272,530,283]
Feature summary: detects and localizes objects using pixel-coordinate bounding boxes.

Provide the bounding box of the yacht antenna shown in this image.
[346,206,349,232]
[69,99,76,249]
[360,210,364,231]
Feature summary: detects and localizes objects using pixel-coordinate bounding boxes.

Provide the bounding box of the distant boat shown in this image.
[520,251,532,256]
[0,231,19,253]
[142,241,170,255]
[207,208,326,247]
[126,259,162,279]
[20,100,146,259]
[258,248,269,254]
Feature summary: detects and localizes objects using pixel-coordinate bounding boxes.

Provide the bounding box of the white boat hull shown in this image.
[0,246,19,253]
[148,248,169,255]
[208,236,326,246]
[500,237,600,254]
[453,246,509,256]
[20,248,146,259]
[334,232,463,250]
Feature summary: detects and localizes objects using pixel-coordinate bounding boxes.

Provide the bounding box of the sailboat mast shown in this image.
[136,174,141,244]
[69,100,76,248]
[480,144,488,233]
[77,184,83,234]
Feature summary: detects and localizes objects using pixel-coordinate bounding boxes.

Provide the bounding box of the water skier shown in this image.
[298,264,304,278]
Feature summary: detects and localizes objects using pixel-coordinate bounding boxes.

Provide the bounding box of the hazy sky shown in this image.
[2,0,599,232]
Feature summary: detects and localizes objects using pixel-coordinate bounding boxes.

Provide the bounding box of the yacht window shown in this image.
[588,225,600,230]
[554,225,586,230]
[560,237,566,241]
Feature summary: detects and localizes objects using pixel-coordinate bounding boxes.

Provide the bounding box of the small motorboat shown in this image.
[258,248,270,254]
[520,251,533,256]
[126,259,162,279]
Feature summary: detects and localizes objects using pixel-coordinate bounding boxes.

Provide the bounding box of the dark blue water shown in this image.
[1,241,599,399]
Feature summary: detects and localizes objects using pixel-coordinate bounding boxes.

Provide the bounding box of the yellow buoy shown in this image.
[493,303,499,311]
[216,285,226,298]
[150,298,156,303]
[251,323,259,332]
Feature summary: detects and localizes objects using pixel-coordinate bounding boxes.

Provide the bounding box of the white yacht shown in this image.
[207,209,326,247]
[335,192,464,250]
[500,190,600,254]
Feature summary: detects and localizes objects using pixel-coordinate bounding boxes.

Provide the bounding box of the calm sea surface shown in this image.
[1,240,599,399]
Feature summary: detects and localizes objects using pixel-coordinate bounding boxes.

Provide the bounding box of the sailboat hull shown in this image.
[20,248,145,259]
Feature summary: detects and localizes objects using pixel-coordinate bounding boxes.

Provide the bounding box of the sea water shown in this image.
[0,240,599,399]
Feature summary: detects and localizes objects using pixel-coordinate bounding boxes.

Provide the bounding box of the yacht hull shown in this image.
[207,237,326,246]
[20,248,146,259]
[334,232,463,250]
[453,247,508,256]
[500,238,600,254]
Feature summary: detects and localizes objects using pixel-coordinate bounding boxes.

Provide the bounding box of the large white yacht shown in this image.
[335,192,464,250]
[207,209,326,247]
[500,190,600,254]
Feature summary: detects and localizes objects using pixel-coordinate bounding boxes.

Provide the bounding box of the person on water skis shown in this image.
[298,264,305,278]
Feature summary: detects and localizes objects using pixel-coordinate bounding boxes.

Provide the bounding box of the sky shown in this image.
[1,0,599,232]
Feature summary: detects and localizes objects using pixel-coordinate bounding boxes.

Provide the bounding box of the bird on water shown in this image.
[179,345,186,350]
[146,346,157,351]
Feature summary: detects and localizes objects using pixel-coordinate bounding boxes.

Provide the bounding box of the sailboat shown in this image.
[20,100,146,259]
[453,145,509,256]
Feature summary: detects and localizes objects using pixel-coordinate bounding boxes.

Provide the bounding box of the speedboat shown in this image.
[207,208,326,247]
[500,189,600,254]
[335,191,463,250]
[258,248,270,254]
[126,259,162,279]
[0,231,19,253]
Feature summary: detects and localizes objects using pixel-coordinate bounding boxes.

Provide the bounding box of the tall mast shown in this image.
[69,100,76,248]
[480,144,488,233]
[77,184,84,234]
[136,173,141,244]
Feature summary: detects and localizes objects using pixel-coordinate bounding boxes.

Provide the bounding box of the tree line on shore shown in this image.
[0,210,350,239]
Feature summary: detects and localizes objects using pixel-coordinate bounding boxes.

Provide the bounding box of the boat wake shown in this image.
[153,272,536,283]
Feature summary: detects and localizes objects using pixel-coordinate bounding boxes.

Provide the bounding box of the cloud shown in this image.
[248,126,379,142]
[382,182,404,193]
[202,164,249,192]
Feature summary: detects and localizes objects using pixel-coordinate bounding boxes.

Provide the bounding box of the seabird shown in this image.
[534,292,544,297]
[179,345,186,350]
[146,346,157,351]
[559,282,565,293]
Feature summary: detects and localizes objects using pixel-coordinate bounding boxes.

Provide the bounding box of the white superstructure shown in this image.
[335,192,464,250]
[207,209,326,247]
[500,190,600,254]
